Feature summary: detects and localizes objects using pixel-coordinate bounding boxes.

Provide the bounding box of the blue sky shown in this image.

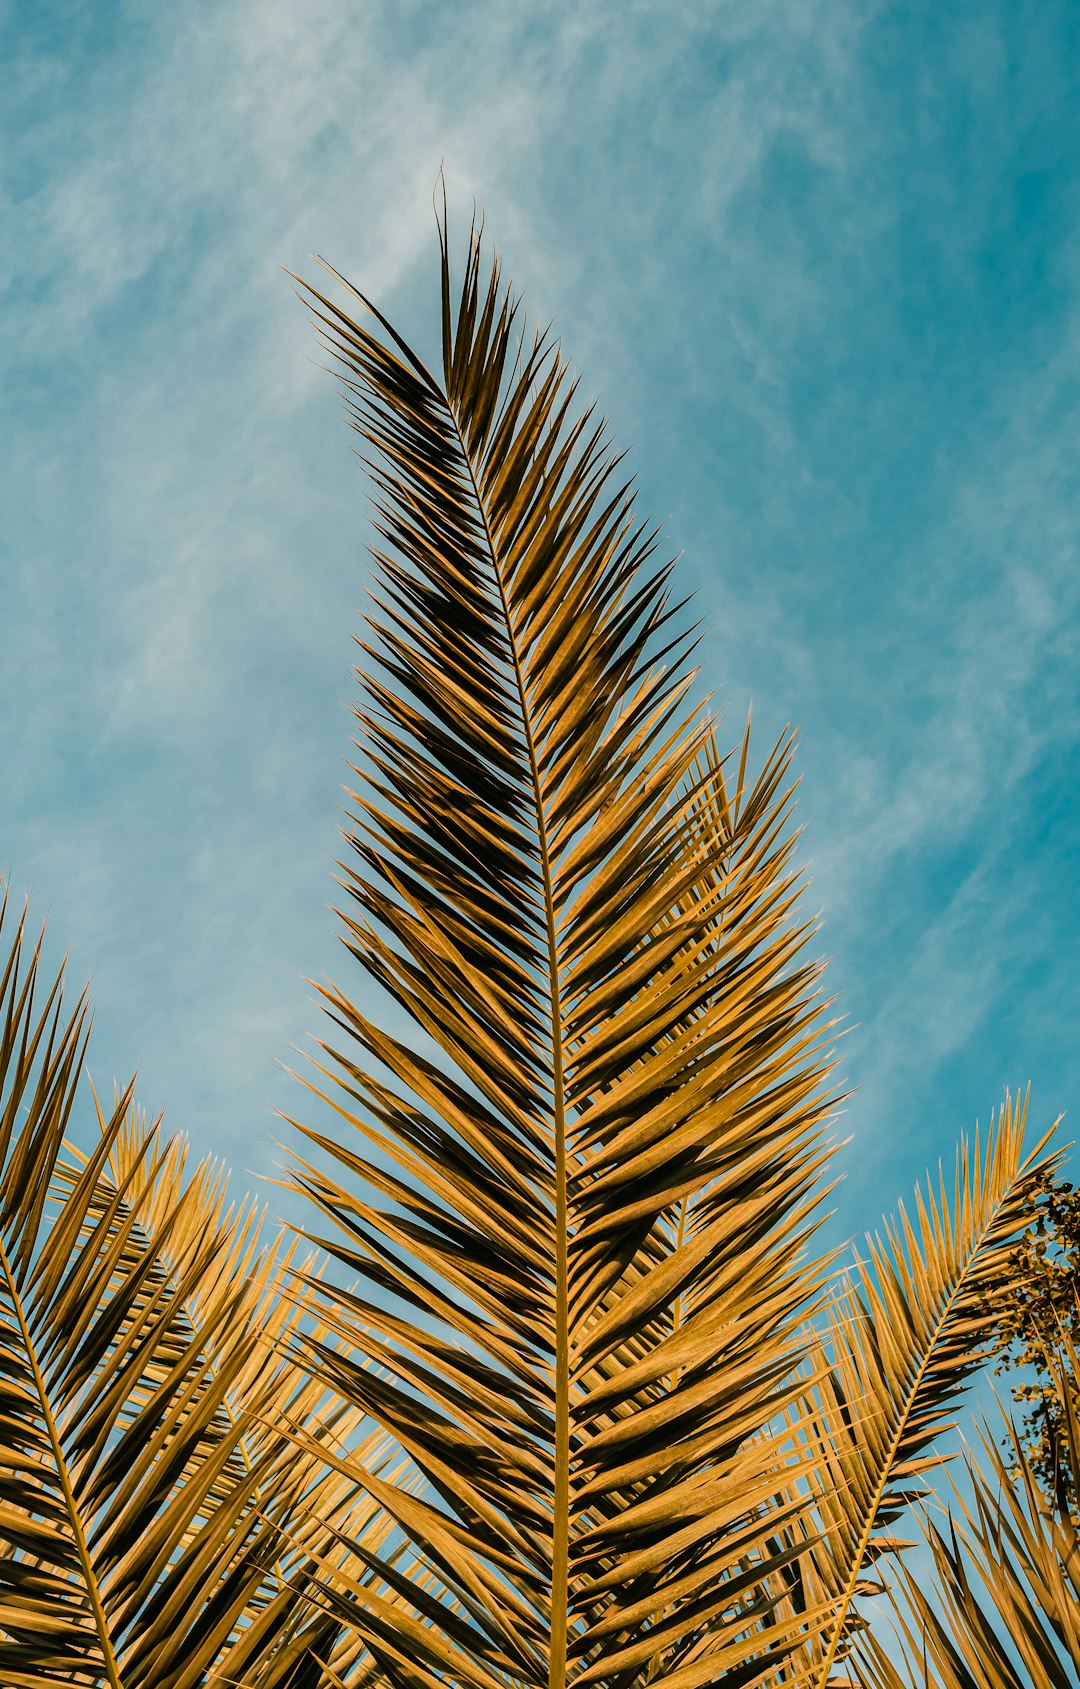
[1,0,1077,1254]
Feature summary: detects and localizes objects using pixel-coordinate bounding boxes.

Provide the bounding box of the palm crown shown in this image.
[0,209,1069,1688]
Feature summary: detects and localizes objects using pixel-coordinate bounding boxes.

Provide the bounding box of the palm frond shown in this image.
[0,892,386,1689]
[286,213,842,1689]
[761,1093,1060,1685]
[854,1332,1080,1689]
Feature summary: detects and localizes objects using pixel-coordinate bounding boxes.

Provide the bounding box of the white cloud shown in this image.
[1,0,873,1173]
[3,0,1074,1258]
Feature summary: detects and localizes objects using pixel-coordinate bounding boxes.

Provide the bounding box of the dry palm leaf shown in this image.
[752,1094,1061,1685]
[854,1331,1080,1689]
[0,892,386,1689]
[285,211,846,1689]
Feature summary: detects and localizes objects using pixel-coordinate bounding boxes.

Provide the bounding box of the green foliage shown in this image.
[985,1161,1080,1506]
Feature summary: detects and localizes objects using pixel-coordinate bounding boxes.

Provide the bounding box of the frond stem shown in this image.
[445,408,571,1689]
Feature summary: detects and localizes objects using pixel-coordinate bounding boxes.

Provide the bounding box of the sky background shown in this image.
[1,0,1077,1277]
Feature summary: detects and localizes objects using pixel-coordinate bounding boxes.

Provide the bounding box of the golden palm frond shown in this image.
[749,1093,1060,1686]
[284,211,848,1689]
[854,1332,1080,1689]
[0,892,391,1689]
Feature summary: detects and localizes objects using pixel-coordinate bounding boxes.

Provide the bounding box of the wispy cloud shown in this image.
[1,0,1075,1249]
[0,0,863,1161]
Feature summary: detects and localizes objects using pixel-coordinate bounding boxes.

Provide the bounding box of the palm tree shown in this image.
[0,206,1065,1687]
